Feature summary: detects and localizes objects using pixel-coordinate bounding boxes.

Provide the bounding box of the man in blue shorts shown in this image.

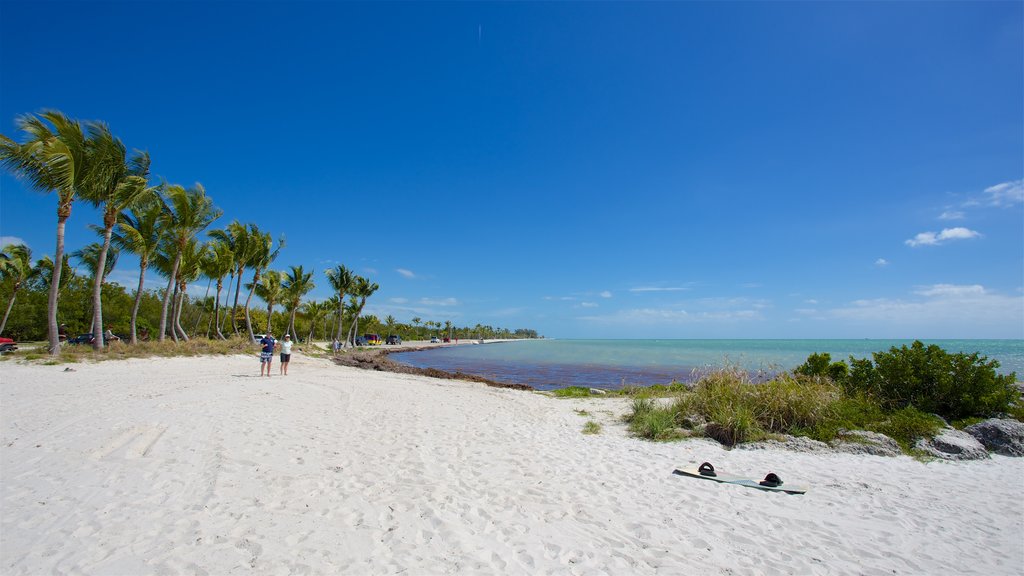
[259,332,277,376]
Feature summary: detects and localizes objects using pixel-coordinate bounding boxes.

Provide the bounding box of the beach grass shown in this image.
[582,421,602,434]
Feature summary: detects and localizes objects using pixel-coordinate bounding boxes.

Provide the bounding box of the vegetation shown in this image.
[622,342,1020,453]
[0,110,540,350]
[582,421,602,435]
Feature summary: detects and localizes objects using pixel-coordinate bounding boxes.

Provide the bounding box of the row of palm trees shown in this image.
[1,110,380,354]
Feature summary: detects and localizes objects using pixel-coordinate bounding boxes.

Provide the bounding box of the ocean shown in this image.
[389,339,1024,391]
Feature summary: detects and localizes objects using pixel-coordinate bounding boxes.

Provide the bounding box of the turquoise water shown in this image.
[390,339,1024,391]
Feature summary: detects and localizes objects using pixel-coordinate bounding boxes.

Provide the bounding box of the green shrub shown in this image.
[582,421,602,435]
[754,376,839,433]
[705,403,763,446]
[552,386,592,398]
[629,406,681,440]
[868,406,944,448]
[842,341,1019,420]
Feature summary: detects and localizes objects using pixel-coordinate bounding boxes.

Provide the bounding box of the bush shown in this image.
[842,341,1019,420]
[552,386,592,398]
[868,406,944,448]
[582,421,602,435]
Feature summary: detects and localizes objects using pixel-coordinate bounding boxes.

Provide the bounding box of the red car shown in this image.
[0,336,17,354]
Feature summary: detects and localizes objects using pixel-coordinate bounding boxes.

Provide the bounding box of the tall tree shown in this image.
[0,110,90,353]
[302,300,329,343]
[208,221,250,336]
[324,264,353,345]
[111,192,168,343]
[252,270,284,334]
[70,242,119,334]
[241,227,284,341]
[0,244,40,335]
[171,239,207,341]
[345,276,379,346]
[282,265,314,340]
[157,184,221,341]
[79,121,150,349]
[200,239,235,339]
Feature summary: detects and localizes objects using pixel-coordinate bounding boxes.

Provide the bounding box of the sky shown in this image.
[1,1,1022,339]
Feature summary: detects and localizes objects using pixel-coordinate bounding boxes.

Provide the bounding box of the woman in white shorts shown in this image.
[280,334,294,375]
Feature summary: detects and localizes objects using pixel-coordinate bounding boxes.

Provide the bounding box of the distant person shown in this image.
[332,338,340,353]
[280,334,294,375]
[259,332,277,376]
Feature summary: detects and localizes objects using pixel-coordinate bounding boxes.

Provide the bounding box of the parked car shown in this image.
[0,336,17,354]
[353,336,368,346]
[430,337,440,343]
[68,333,95,345]
[67,332,122,345]
[385,335,402,345]
[364,334,382,346]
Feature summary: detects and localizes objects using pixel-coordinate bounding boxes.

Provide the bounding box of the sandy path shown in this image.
[2,354,1022,574]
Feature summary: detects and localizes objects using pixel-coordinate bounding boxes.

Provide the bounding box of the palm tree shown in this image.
[208,221,250,336]
[79,121,150,349]
[111,191,167,344]
[1,110,90,353]
[71,242,119,334]
[345,275,379,346]
[411,316,422,339]
[241,227,284,341]
[282,265,314,340]
[302,300,330,343]
[200,239,235,339]
[157,184,222,341]
[252,270,284,334]
[324,265,353,344]
[0,244,41,335]
[385,315,396,338]
[171,238,207,341]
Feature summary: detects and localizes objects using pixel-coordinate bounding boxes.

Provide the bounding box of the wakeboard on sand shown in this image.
[673,462,808,495]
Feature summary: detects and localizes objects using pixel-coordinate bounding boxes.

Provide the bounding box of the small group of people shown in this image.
[258,332,294,376]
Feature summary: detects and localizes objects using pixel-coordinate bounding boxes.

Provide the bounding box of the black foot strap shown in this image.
[760,472,783,487]
[698,462,717,477]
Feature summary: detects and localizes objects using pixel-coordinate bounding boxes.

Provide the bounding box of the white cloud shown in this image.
[822,284,1023,337]
[629,286,687,293]
[396,268,416,279]
[740,283,762,289]
[579,302,598,308]
[913,284,985,298]
[984,179,1023,207]
[420,297,459,307]
[0,236,28,249]
[905,227,981,247]
[875,258,889,267]
[599,290,612,298]
[938,210,965,221]
[389,297,409,304]
[804,299,819,305]
[543,296,576,301]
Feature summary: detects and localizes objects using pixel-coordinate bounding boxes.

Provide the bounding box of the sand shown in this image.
[1,353,1022,575]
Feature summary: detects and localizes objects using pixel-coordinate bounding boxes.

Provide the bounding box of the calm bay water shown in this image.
[390,339,1024,391]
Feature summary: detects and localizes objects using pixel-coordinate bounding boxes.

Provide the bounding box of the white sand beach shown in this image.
[2,353,1022,575]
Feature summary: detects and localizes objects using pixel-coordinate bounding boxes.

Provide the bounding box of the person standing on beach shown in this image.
[259,332,277,376]
[279,334,293,375]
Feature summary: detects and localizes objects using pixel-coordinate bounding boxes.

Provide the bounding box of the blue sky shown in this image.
[1,1,1022,339]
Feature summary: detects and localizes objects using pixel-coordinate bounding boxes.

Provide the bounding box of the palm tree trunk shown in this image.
[334,295,346,342]
[129,261,148,345]
[266,302,274,334]
[231,265,244,335]
[0,286,19,335]
[91,226,115,351]
[288,308,298,340]
[159,253,181,342]
[244,272,260,341]
[214,281,225,339]
[47,209,70,355]
[174,284,189,341]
